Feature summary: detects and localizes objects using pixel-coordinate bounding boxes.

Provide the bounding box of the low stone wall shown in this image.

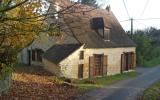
[0,75,11,94]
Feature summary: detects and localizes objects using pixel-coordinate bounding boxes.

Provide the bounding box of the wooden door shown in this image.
[27,50,31,66]
[78,64,83,78]
[125,53,129,71]
[121,53,128,72]
[103,55,108,75]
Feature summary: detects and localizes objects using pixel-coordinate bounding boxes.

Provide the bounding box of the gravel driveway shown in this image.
[79,66,160,100]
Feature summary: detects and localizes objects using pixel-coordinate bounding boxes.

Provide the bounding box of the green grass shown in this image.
[74,72,138,93]
[140,80,160,100]
[143,57,160,67]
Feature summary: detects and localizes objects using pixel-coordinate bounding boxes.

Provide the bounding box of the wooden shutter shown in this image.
[32,50,35,61]
[78,64,83,78]
[133,53,136,68]
[130,53,134,69]
[37,49,44,62]
[128,53,132,69]
[121,54,125,73]
[103,55,108,76]
[89,56,94,78]
[27,50,31,66]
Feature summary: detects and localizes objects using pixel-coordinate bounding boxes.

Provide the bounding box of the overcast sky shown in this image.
[107,0,160,31]
[72,0,160,31]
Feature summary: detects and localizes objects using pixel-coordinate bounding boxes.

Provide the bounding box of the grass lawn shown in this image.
[140,80,160,100]
[143,57,160,67]
[74,72,138,93]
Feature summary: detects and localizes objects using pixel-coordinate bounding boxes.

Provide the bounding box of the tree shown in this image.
[0,0,53,78]
[81,0,98,7]
[131,28,160,66]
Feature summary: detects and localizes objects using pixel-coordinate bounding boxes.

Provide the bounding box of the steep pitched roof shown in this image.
[43,1,136,64]
[63,5,136,48]
[51,0,136,48]
[43,44,81,64]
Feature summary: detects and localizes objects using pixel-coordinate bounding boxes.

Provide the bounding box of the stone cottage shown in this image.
[18,0,136,79]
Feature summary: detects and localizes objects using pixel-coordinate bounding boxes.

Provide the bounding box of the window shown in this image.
[32,49,44,62]
[79,51,84,60]
[104,28,110,41]
[90,17,104,30]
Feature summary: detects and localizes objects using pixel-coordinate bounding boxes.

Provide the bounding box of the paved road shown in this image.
[79,66,160,100]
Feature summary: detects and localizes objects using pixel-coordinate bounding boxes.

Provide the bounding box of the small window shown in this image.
[104,28,110,41]
[79,51,84,60]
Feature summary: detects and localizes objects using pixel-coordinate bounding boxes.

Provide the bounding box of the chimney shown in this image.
[106,5,111,12]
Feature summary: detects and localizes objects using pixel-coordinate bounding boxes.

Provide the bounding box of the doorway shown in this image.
[121,52,135,73]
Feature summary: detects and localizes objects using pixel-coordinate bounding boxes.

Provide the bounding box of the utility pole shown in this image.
[131,18,133,39]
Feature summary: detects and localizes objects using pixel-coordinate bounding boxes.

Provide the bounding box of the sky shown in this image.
[104,0,160,31]
[73,0,160,31]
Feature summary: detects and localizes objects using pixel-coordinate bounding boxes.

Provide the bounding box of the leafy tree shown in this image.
[0,0,54,77]
[0,0,88,77]
[131,28,160,66]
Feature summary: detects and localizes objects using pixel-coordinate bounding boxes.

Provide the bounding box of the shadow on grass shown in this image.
[13,63,54,76]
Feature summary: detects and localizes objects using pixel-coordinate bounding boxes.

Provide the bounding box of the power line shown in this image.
[134,20,148,28]
[120,18,160,22]
[122,0,130,18]
[139,0,150,17]
[120,19,130,22]
[135,18,160,21]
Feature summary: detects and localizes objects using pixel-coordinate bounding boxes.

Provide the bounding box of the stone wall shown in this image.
[42,47,136,79]
[0,76,11,94]
[83,47,136,78]
[59,45,84,79]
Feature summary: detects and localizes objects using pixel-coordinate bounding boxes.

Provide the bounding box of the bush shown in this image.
[130,28,160,67]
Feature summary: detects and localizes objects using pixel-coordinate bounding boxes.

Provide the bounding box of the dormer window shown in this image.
[90,17,104,30]
[90,17,111,41]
